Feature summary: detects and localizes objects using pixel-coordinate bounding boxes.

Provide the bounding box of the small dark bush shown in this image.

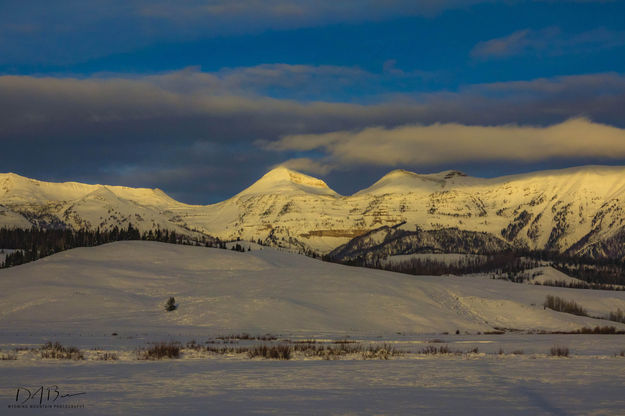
[40,342,83,360]
[608,308,625,324]
[420,345,452,355]
[138,342,181,360]
[291,342,364,359]
[550,345,569,357]
[165,297,177,312]
[248,344,291,360]
[361,344,398,360]
[216,333,277,341]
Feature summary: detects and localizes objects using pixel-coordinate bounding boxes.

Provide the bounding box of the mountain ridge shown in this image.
[4,165,625,259]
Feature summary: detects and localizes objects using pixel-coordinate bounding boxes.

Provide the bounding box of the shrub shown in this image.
[361,344,398,360]
[215,333,277,341]
[550,345,569,357]
[608,308,625,324]
[248,344,291,360]
[138,342,181,360]
[544,295,588,316]
[420,345,452,355]
[291,342,363,359]
[0,351,17,360]
[40,342,83,360]
[165,297,177,312]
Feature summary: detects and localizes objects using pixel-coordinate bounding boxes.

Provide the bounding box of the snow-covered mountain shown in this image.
[4,165,625,258]
[0,172,193,235]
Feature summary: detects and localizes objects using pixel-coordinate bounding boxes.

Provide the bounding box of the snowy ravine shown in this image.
[5,165,625,257]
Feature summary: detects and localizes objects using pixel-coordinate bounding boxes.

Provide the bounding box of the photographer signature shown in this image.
[15,386,85,405]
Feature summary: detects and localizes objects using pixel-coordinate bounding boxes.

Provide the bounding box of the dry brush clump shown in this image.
[419,345,453,355]
[137,342,181,360]
[0,351,17,360]
[247,344,291,360]
[216,333,277,342]
[608,308,625,324]
[96,352,119,360]
[40,342,84,360]
[418,345,480,355]
[361,344,399,360]
[550,345,570,357]
[292,342,361,360]
[544,295,588,316]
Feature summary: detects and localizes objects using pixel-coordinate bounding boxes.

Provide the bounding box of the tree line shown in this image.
[0,225,218,268]
[323,248,625,286]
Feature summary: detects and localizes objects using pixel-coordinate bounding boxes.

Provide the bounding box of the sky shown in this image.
[1,0,625,203]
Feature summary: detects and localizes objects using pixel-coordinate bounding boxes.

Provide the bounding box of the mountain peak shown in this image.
[235,166,339,197]
[355,169,474,196]
[439,170,468,180]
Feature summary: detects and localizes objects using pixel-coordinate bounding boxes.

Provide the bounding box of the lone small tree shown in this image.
[165,297,177,312]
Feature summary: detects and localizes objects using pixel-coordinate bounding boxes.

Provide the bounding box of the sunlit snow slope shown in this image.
[4,165,625,256]
[0,241,623,335]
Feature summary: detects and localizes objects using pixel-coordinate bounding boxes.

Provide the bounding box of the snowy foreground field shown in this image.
[1,241,625,415]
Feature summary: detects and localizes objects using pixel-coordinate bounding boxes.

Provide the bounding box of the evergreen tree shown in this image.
[165,297,177,312]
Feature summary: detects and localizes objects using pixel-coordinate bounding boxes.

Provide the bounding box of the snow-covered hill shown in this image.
[1,241,623,335]
[4,165,625,257]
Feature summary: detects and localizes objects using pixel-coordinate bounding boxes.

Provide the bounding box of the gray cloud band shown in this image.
[0,68,624,200]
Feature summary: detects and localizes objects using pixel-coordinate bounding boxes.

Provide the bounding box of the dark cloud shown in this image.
[1,69,624,203]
